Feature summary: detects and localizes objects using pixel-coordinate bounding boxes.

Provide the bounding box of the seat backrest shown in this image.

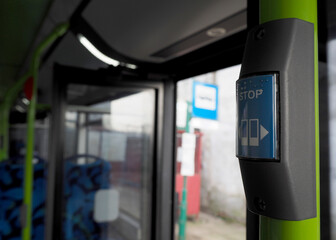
[63,155,111,240]
[0,159,47,240]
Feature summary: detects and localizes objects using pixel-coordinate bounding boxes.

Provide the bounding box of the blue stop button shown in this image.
[236,74,278,160]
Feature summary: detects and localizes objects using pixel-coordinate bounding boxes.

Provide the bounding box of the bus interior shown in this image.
[0,0,335,240]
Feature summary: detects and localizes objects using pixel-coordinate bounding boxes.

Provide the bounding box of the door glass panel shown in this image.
[62,84,155,240]
[174,65,246,239]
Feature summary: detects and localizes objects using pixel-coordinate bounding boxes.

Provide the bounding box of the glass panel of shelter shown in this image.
[62,84,155,240]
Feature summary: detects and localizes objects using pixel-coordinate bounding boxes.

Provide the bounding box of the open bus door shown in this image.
[46,64,176,240]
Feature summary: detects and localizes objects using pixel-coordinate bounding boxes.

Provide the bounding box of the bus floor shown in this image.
[175,212,245,240]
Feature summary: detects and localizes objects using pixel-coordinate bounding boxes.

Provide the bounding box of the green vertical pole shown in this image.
[178,177,188,240]
[259,0,320,239]
[0,72,30,162]
[22,23,69,240]
[178,102,192,240]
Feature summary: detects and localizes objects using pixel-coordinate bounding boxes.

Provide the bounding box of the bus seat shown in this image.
[63,155,112,240]
[0,158,46,240]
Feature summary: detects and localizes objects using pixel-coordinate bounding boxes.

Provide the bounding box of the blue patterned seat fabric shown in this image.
[63,155,120,240]
[0,158,46,240]
[0,155,120,240]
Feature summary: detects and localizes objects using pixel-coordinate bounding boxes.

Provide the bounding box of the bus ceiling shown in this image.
[0,0,328,100]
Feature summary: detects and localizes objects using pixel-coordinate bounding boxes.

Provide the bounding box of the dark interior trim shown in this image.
[45,65,67,240]
[163,30,246,81]
[154,79,176,240]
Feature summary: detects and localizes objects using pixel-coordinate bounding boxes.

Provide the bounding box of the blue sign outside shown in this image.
[192,82,218,120]
[236,74,278,160]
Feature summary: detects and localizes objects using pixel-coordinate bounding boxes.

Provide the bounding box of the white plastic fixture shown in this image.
[206,27,227,37]
[94,189,120,222]
[78,34,120,67]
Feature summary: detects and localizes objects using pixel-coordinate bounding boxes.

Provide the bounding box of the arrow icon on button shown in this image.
[260,124,269,141]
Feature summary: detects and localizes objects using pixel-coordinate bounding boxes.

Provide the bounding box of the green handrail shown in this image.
[0,72,30,161]
[16,22,68,240]
[0,23,68,162]
[0,23,68,240]
[259,0,320,239]
[22,22,69,240]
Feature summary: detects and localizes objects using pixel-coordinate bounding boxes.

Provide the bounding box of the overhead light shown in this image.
[125,63,137,70]
[22,98,29,105]
[15,105,25,113]
[206,28,227,38]
[78,34,120,67]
